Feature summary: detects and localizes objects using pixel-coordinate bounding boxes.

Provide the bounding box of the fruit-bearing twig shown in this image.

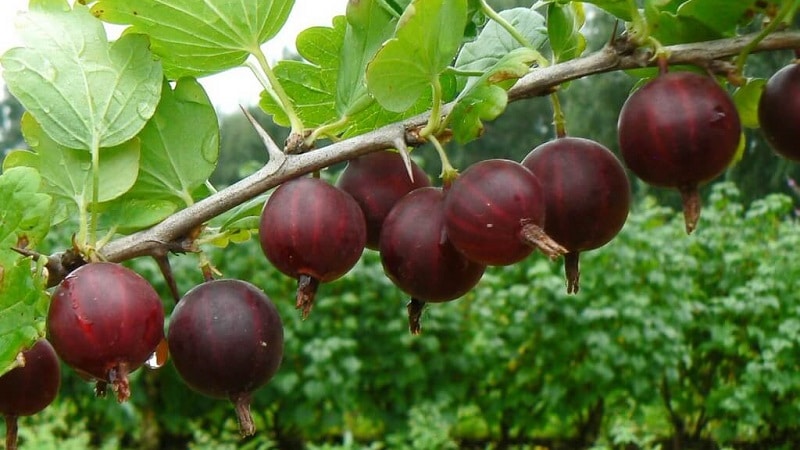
[97,30,800,265]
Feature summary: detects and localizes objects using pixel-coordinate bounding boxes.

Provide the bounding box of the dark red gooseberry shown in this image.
[618,70,741,233]
[47,262,164,402]
[168,279,284,437]
[522,137,631,293]
[337,150,431,249]
[443,159,567,266]
[0,339,60,450]
[758,63,800,161]
[379,187,486,333]
[259,176,366,317]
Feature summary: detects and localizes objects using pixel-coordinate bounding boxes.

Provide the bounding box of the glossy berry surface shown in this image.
[380,187,485,303]
[0,339,60,417]
[337,150,431,249]
[617,71,740,232]
[758,63,800,161]
[443,159,565,266]
[522,137,631,293]
[167,279,284,436]
[47,262,164,402]
[259,176,367,316]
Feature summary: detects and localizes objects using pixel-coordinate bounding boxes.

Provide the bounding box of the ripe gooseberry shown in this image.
[443,159,567,266]
[522,137,631,293]
[758,62,800,161]
[618,69,741,233]
[47,262,164,402]
[379,187,486,333]
[0,339,60,450]
[259,176,366,317]
[167,279,284,437]
[337,150,431,249]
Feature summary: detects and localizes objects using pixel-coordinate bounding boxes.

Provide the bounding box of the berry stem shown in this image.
[519,221,568,259]
[564,252,581,294]
[406,298,426,335]
[428,135,458,187]
[735,0,799,75]
[419,77,444,139]
[679,186,701,235]
[232,393,256,437]
[109,362,131,403]
[550,92,568,138]
[5,415,19,450]
[247,48,305,142]
[297,274,320,319]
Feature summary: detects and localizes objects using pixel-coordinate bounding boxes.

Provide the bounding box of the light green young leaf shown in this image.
[454,8,547,78]
[580,0,634,21]
[0,166,51,377]
[92,0,295,78]
[678,0,757,35]
[127,78,219,206]
[259,19,345,128]
[337,0,398,117]
[259,14,428,138]
[8,113,140,209]
[366,0,469,112]
[449,48,539,143]
[547,2,587,63]
[0,1,162,150]
[94,197,178,234]
[733,78,766,129]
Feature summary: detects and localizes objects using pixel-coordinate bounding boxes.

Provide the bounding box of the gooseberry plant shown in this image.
[0,0,800,442]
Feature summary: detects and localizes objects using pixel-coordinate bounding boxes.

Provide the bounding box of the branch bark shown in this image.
[99,30,800,263]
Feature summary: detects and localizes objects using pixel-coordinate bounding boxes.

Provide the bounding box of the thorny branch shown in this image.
[96,30,800,265]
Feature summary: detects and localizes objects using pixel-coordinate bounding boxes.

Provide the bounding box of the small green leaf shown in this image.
[259,19,345,128]
[338,0,398,117]
[0,166,51,377]
[678,0,757,36]
[259,13,428,138]
[366,0,469,112]
[645,1,720,45]
[128,78,219,206]
[547,2,587,63]
[1,1,162,149]
[454,8,547,78]
[92,0,295,78]
[734,78,766,129]
[11,113,140,209]
[95,197,178,234]
[450,48,538,143]
[450,84,508,144]
[580,0,634,21]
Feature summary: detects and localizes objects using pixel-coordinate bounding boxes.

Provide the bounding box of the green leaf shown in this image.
[92,0,295,78]
[454,8,547,78]
[0,1,162,150]
[259,18,345,128]
[126,78,219,206]
[0,166,51,377]
[645,1,721,45]
[547,2,587,63]
[366,0,469,112]
[94,197,178,234]
[450,48,539,143]
[338,0,398,117]
[259,12,428,138]
[733,78,766,129]
[677,0,757,35]
[580,0,634,21]
[9,113,140,209]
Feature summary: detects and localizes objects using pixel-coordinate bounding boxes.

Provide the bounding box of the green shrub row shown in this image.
[6,182,800,449]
